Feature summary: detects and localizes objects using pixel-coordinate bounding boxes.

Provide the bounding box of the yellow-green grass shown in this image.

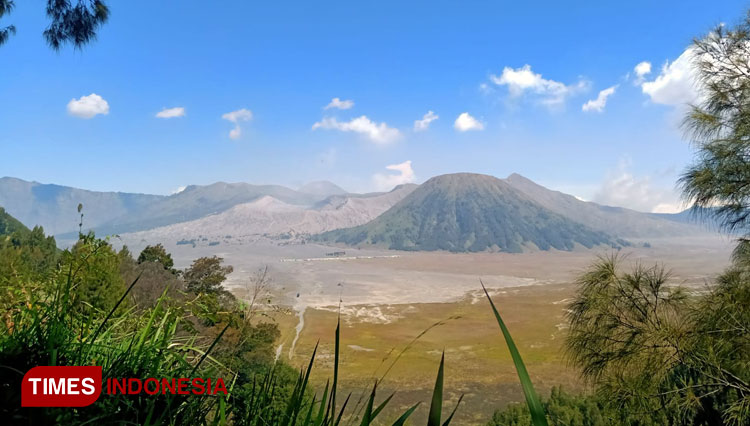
[280,283,583,425]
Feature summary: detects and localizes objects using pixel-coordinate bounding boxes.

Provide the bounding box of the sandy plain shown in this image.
[118,233,735,424]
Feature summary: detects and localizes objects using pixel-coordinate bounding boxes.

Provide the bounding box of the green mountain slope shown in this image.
[315,173,619,253]
[0,206,29,236]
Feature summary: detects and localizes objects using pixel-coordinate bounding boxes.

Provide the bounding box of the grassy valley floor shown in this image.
[174,235,734,424]
[276,283,584,425]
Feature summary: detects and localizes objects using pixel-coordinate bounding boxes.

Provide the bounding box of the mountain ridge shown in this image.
[315,173,624,253]
[121,183,418,242]
[0,177,345,236]
[1,174,712,251]
[504,173,694,237]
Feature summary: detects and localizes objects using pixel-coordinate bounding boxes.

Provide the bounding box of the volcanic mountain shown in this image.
[315,173,622,253]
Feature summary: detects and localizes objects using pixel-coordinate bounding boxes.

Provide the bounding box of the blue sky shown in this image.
[1,0,747,212]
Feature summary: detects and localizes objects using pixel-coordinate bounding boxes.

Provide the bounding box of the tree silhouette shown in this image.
[680,15,750,261]
[0,0,109,49]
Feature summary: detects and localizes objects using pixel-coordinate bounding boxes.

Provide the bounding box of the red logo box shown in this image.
[22,366,102,407]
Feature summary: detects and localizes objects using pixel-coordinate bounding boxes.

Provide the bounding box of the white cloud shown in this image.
[490,65,588,107]
[222,108,253,140]
[593,159,683,213]
[632,61,652,84]
[373,160,415,191]
[312,115,401,144]
[228,126,242,139]
[156,107,186,118]
[67,93,109,119]
[641,48,700,106]
[324,97,354,110]
[454,112,484,131]
[582,85,617,113]
[414,110,438,131]
[222,108,253,122]
[635,61,652,77]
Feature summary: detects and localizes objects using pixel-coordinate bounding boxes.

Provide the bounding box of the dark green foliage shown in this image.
[64,231,127,313]
[0,0,108,49]
[0,206,25,235]
[0,0,15,46]
[488,387,665,426]
[0,226,297,425]
[0,240,229,425]
[0,208,59,315]
[0,214,58,282]
[184,256,234,297]
[1,225,59,279]
[680,14,750,257]
[138,243,176,272]
[119,246,185,309]
[43,0,109,50]
[565,254,687,382]
[564,255,750,425]
[689,266,750,425]
[316,173,615,253]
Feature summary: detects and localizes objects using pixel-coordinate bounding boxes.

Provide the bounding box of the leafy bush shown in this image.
[563,254,750,425]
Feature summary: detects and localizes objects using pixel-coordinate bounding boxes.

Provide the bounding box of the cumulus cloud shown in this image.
[633,61,652,84]
[490,65,588,107]
[454,112,484,131]
[324,97,355,110]
[592,159,683,213]
[312,115,400,144]
[67,93,109,119]
[156,107,186,118]
[582,85,617,113]
[373,160,415,191]
[222,108,253,140]
[223,108,253,122]
[171,186,187,195]
[635,61,652,77]
[641,48,701,106]
[414,110,438,131]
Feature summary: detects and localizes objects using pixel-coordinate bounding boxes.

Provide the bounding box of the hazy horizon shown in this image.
[2,1,746,214]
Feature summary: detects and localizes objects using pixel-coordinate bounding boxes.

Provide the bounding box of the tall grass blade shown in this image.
[302,394,317,426]
[427,352,445,426]
[286,342,318,424]
[89,272,141,345]
[334,393,351,426]
[481,280,548,426]
[333,314,340,416]
[190,322,230,376]
[360,383,376,425]
[325,314,341,423]
[371,392,394,421]
[440,394,463,426]
[314,380,330,425]
[391,402,420,426]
